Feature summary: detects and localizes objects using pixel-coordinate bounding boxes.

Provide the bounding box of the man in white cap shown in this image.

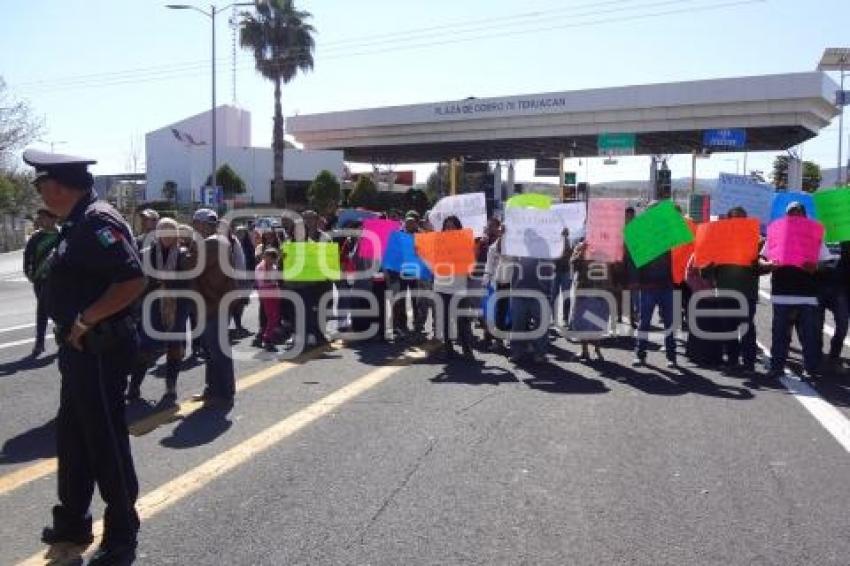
[135,208,160,251]
[762,201,823,378]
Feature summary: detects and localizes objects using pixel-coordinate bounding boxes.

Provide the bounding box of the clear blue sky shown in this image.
[2,0,848,184]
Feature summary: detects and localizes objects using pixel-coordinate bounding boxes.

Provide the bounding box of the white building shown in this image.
[145,105,344,204]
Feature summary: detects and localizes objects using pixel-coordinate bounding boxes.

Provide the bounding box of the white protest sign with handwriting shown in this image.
[428,192,487,237]
[552,202,587,243]
[503,207,565,259]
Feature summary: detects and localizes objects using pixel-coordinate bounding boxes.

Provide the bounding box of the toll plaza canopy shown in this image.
[287,72,840,164]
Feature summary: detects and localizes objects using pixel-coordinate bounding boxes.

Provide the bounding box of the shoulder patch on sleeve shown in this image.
[96,227,123,247]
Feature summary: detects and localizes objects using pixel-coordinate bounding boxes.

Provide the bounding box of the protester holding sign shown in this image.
[389,212,426,339]
[615,206,639,328]
[509,255,554,365]
[624,200,694,268]
[814,239,850,374]
[255,248,282,352]
[699,207,763,372]
[629,203,679,368]
[430,216,474,359]
[570,242,612,361]
[761,202,823,377]
[288,210,334,347]
[482,223,512,353]
[552,228,573,327]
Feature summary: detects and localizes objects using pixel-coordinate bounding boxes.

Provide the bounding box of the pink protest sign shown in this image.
[358,219,401,260]
[586,198,626,261]
[765,216,824,268]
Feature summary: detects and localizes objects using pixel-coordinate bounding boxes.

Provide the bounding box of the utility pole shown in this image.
[229,5,239,105]
[818,48,850,186]
[211,6,217,191]
[166,3,254,200]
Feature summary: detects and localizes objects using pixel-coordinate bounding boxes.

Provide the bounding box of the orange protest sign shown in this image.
[414,229,476,277]
[671,217,696,285]
[693,218,760,268]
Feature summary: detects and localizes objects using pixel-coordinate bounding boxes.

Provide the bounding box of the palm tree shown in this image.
[239,0,315,207]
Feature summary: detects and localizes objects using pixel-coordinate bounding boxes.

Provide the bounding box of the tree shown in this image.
[348,175,378,209]
[405,187,430,214]
[162,180,178,203]
[772,155,822,192]
[0,78,44,169]
[803,161,822,192]
[206,164,247,198]
[239,0,315,208]
[426,164,449,203]
[307,169,341,213]
[0,171,38,216]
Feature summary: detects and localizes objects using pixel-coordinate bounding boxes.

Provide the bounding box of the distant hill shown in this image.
[820,167,847,187]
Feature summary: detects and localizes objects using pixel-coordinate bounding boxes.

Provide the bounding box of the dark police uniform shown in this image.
[23,150,143,563]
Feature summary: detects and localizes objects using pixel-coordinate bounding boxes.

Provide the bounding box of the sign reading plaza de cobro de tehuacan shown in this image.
[434,96,569,116]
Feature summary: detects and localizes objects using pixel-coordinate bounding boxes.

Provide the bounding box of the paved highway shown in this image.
[0,257,848,565]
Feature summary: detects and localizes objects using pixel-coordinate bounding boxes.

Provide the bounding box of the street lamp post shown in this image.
[38,140,67,153]
[166,3,253,201]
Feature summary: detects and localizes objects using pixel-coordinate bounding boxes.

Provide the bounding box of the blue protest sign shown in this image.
[337,208,380,228]
[770,191,817,222]
[703,128,747,148]
[382,231,433,281]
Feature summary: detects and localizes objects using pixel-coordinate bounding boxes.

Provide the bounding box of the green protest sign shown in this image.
[282,242,341,282]
[813,187,850,243]
[624,201,694,268]
[506,193,551,209]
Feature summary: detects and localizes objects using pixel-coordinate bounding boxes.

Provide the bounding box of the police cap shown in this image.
[22,148,96,191]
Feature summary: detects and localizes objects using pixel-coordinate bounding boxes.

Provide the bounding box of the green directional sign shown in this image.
[598,133,636,156]
[564,172,577,185]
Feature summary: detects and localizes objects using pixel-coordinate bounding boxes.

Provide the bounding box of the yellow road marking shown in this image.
[0,460,57,496]
[17,343,436,565]
[129,342,340,436]
[0,343,341,498]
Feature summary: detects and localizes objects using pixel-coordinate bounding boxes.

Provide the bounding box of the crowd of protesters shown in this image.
[26,198,843,407]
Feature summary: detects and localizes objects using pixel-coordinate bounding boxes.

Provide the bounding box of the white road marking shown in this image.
[756,340,850,454]
[0,334,54,351]
[0,322,37,333]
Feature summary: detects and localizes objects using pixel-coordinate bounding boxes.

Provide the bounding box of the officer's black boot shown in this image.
[42,506,94,545]
[87,541,137,566]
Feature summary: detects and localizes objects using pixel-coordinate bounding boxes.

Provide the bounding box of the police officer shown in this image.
[23,149,146,565]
